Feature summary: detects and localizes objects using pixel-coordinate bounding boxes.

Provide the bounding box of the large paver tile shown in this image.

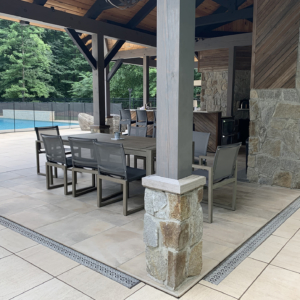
[13,278,92,300]
[8,184,45,195]
[201,258,266,298]
[7,204,78,229]
[53,199,96,214]
[202,240,234,262]
[121,218,144,235]
[127,285,175,300]
[272,218,300,239]
[18,244,79,276]
[0,229,37,253]
[0,246,11,259]
[181,284,236,300]
[37,214,114,246]
[0,255,52,300]
[241,265,300,300]
[73,227,144,268]
[249,235,288,263]
[58,265,144,300]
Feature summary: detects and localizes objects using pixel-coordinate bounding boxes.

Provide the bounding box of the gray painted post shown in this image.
[143,56,150,106]
[92,33,105,126]
[156,0,196,180]
[227,46,236,117]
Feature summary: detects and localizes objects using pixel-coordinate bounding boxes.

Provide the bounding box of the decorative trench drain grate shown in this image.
[0,216,140,289]
[204,196,300,285]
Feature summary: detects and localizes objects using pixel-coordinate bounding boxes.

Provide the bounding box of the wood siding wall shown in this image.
[251,0,300,89]
[198,46,252,72]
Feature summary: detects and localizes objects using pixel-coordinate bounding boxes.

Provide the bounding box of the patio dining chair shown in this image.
[93,141,146,216]
[119,109,136,133]
[152,110,157,138]
[41,134,73,195]
[35,126,71,176]
[68,137,99,198]
[128,126,147,169]
[136,110,154,138]
[192,143,241,223]
[193,131,210,165]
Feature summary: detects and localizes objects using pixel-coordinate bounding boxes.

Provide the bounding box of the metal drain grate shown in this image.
[204,196,300,285]
[0,216,140,289]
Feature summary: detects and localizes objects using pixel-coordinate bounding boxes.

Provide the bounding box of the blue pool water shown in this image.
[0,118,77,130]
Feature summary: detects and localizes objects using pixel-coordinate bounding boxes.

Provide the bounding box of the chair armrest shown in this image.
[192,164,212,171]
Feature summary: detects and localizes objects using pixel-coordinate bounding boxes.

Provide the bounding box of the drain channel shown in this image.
[204,196,300,285]
[0,216,140,289]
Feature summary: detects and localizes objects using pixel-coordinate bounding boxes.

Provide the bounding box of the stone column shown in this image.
[142,175,205,291]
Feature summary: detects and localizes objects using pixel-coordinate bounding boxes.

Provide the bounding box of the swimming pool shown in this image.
[0,118,78,131]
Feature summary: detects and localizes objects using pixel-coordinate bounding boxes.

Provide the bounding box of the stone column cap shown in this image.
[142,175,206,195]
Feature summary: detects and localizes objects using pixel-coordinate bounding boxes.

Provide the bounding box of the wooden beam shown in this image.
[84,0,113,20]
[250,0,257,89]
[143,56,150,106]
[195,6,253,27]
[122,58,157,67]
[113,47,157,59]
[92,33,106,126]
[32,0,47,5]
[104,0,157,67]
[107,59,123,82]
[196,0,205,7]
[0,0,156,47]
[65,28,97,70]
[213,0,231,9]
[157,0,195,180]
[227,46,236,117]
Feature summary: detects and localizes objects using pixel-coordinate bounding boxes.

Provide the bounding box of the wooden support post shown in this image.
[143,56,150,107]
[156,0,195,180]
[91,33,109,133]
[105,66,111,118]
[227,46,236,117]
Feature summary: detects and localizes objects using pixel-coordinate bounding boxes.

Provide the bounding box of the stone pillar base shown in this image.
[90,124,110,134]
[142,175,206,291]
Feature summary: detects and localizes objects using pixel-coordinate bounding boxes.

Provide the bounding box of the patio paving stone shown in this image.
[0,255,52,300]
[202,240,234,262]
[201,258,267,298]
[17,244,79,276]
[0,246,12,259]
[58,265,145,300]
[12,278,92,300]
[72,226,145,268]
[0,229,37,253]
[241,265,300,300]
[127,285,175,300]
[272,218,300,239]
[36,214,115,246]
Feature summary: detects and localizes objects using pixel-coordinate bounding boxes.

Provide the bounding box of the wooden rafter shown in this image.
[84,0,113,20]
[32,0,47,5]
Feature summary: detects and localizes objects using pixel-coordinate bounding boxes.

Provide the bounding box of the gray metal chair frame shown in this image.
[128,126,147,170]
[193,143,241,223]
[152,110,157,138]
[68,137,99,198]
[193,131,210,165]
[93,141,145,216]
[41,134,73,195]
[119,109,136,132]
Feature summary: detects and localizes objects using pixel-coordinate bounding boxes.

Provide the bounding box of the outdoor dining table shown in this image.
[61,133,156,176]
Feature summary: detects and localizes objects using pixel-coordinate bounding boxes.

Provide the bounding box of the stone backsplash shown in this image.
[248,88,300,188]
[201,70,250,118]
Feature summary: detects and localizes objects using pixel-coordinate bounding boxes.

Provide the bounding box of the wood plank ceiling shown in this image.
[11,0,253,52]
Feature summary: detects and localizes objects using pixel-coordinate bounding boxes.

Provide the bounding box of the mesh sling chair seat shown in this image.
[93,141,146,216]
[69,137,105,198]
[35,126,71,176]
[119,109,136,133]
[136,110,154,128]
[41,134,73,195]
[193,131,210,165]
[128,126,148,169]
[192,143,241,223]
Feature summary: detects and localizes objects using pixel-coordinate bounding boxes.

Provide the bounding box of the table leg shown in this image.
[146,150,155,176]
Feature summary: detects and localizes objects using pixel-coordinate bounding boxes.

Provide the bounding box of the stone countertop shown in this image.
[193,111,222,114]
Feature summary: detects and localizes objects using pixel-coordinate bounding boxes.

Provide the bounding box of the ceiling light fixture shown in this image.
[106,0,142,10]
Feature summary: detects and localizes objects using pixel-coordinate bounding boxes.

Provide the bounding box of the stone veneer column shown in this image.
[142,175,205,291]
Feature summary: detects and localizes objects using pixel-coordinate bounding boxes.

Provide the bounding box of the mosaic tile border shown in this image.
[204,196,300,285]
[0,216,140,289]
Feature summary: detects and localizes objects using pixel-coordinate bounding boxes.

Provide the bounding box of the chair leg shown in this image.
[208,183,213,223]
[46,164,50,190]
[50,167,54,185]
[143,158,146,170]
[63,166,70,195]
[97,176,102,207]
[134,156,137,168]
[36,146,40,174]
[54,167,58,178]
[127,155,130,167]
[72,169,77,197]
[123,181,128,216]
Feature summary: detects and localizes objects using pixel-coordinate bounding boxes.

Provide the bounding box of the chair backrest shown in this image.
[110,103,122,116]
[68,137,98,169]
[93,141,127,179]
[41,134,67,165]
[35,126,59,151]
[120,109,132,121]
[153,110,157,124]
[213,143,241,182]
[136,110,147,122]
[128,126,147,137]
[192,131,210,157]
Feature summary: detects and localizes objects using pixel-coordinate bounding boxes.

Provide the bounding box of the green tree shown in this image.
[0,20,55,100]
[69,72,93,98]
